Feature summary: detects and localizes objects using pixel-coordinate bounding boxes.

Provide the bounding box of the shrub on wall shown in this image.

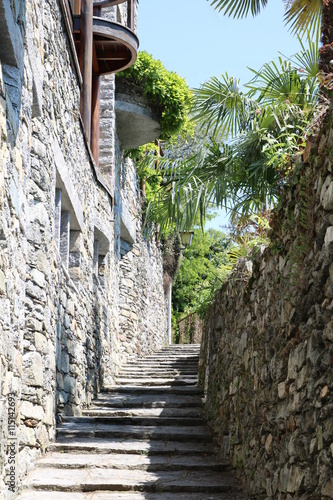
[116,51,193,140]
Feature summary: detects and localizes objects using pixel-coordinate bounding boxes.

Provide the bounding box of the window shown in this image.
[93,227,110,289]
[54,139,84,278]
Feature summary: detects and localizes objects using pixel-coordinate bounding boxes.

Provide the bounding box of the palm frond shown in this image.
[209,0,268,18]
[284,0,322,38]
[192,74,255,138]
[246,44,319,109]
[292,33,319,78]
[247,58,305,104]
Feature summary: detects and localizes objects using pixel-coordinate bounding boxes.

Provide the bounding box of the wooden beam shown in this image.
[74,0,81,15]
[91,75,101,165]
[97,56,127,61]
[80,0,93,142]
[95,46,130,59]
[92,39,100,74]
[93,5,101,16]
[94,40,119,46]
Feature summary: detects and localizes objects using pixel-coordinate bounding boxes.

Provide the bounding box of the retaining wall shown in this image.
[199,108,333,499]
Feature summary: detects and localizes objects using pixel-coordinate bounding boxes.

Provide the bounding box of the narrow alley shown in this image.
[19,345,247,499]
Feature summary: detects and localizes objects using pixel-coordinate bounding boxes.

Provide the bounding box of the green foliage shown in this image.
[131,143,164,205]
[225,212,271,271]
[117,51,193,140]
[141,33,321,233]
[172,229,233,320]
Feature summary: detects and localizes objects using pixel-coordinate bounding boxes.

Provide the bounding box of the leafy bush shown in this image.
[172,229,233,319]
[117,51,193,139]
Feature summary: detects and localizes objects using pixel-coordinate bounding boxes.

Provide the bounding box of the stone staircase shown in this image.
[20,345,248,499]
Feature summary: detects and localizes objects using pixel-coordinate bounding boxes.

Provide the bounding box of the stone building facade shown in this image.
[0,0,167,497]
[199,109,333,498]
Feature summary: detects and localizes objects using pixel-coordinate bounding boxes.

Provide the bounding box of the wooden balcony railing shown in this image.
[66,0,135,32]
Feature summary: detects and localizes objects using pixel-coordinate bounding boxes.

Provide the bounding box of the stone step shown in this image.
[125,358,199,368]
[126,356,199,368]
[114,377,198,386]
[123,368,198,374]
[91,393,203,408]
[82,407,204,418]
[134,358,199,364]
[119,371,198,378]
[22,468,241,494]
[62,414,204,426]
[57,423,211,442]
[126,358,199,363]
[50,438,218,456]
[103,385,203,395]
[121,366,198,372]
[33,452,227,472]
[140,350,200,355]
[22,345,247,499]
[19,491,248,500]
[161,346,201,349]
[116,373,198,377]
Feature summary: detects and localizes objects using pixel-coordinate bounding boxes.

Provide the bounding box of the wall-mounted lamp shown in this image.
[180,231,194,247]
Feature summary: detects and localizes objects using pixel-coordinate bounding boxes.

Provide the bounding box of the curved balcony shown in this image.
[62,0,139,164]
[73,16,138,76]
[64,0,138,76]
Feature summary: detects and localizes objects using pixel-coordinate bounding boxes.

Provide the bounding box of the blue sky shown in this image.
[137,0,305,230]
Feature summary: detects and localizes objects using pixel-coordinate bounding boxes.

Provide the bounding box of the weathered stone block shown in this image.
[321,176,333,210]
[278,381,288,399]
[0,269,6,294]
[0,0,24,68]
[323,417,333,443]
[264,434,273,455]
[322,478,333,498]
[30,268,45,288]
[23,351,43,387]
[57,352,69,374]
[20,400,44,421]
[34,332,48,355]
[18,426,36,447]
[287,343,306,381]
[26,281,47,303]
[58,391,69,404]
[286,465,304,493]
[63,374,76,394]
[324,226,333,247]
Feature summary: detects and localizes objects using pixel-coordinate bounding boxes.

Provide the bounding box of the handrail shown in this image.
[68,0,134,32]
[93,0,127,6]
[93,0,134,31]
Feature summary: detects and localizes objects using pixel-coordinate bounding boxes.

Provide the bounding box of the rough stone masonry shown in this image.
[0,1,168,498]
[199,107,333,499]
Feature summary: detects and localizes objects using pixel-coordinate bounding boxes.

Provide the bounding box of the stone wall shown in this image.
[0,0,167,497]
[199,108,333,499]
[118,231,168,363]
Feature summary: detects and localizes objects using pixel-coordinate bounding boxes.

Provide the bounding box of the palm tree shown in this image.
[208,0,333,73]
[141,34,320,234]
